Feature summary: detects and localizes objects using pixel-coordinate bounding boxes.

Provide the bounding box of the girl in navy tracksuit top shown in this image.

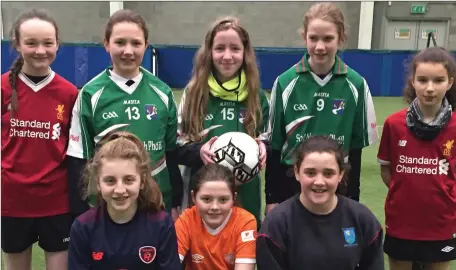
[68,131,181,270]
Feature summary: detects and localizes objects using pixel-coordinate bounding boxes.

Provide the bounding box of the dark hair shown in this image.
[189,163,238,207]
[293,135,350,195]
[9,9,59,118]
[403,47,456,110]
[104,9,148,42]
[83,131,164,213]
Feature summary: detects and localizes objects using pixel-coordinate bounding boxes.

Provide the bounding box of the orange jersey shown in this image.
[175,206,257,269]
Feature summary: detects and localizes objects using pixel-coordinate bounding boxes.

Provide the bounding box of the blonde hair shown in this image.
[83,131,164,212]
[181,16,262,142]
[303,3,347,44]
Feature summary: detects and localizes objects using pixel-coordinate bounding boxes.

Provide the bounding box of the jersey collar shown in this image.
[202,208,233,236]
[18,68,55,92]
[107,68,144,95]
[295,53,348,75]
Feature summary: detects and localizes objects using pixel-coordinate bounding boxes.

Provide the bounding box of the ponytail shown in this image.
[9,56,24,118]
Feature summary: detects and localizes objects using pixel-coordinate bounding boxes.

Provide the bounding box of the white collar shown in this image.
[108,69,143,95]
[18,68,55,93]
[202,208,233,236]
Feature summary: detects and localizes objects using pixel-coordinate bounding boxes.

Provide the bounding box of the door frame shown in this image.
[383,18,450,49]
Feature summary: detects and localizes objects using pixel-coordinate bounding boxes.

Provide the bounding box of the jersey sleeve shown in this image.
[258,90,270,141]
[357,206,385,270]
[1,79,9,115]
[235,215,257,264]
[66,89,95,159]
[157,213,181,269]
[174,211,191,262]
[256,210,287,269]
[165,89,178,151]
[68,219,92,270]
[266,77,286,150]
[177,88,186,141]
[377,117,392,165]
[264,79,286,204]
[350,78,379,150]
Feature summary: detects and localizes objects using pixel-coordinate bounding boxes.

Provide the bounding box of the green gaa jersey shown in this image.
[67,67,178,201]
[268,54,379,165]
[178,89,270,144]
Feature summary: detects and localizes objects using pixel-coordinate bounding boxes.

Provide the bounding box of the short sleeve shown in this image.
[351,78,379,149]
[235,215,257,264]
[377,117,392,165]
[66,89,95,159]
[267,77,286,151]
[174,211,191,262]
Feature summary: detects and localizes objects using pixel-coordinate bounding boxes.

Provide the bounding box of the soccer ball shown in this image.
[210,132,261,186]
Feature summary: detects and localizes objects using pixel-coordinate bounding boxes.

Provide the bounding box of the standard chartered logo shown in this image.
[396,155,449,175]
[438,159,449,175]
[52,123,61,140]
[9,119,61,140]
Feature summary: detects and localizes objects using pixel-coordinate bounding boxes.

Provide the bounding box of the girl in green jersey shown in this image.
[177,16,269,225]
[265,3,379,214]
[67,9,182,221]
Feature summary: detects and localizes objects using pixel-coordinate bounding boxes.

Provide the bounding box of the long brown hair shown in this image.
[83,131,164,212]
[8,9,59,118]
[181,16,262,142]
[403,47,456,110]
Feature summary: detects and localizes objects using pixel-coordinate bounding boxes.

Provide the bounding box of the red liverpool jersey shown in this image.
[1,70,78,217]
[377,109,456,241]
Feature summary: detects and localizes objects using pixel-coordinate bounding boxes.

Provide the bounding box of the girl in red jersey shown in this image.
[377,47,456,270]
[1,9,78,270]
[175,163,257,270]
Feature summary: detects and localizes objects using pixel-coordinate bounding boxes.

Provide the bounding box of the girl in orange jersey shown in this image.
[175,163,256,270]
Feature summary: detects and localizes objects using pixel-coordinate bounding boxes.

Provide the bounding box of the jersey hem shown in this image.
[377,158,390,165]
[1,208,70,218]
[235,258,256,264]
[386,230,456,242]
[66,149,84,159]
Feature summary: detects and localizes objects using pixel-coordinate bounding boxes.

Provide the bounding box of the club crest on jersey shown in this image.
[145,104,158,120]
[443,140,454,157]
[332,99,345,115]
[139,246,156,264]
[56,104,64,120]
[225,253,235,264]
[342,227,357,246]
[239,108,246,124]
[92,251,104,261]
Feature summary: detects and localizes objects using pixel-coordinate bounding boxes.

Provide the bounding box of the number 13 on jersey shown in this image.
[125,106,140,120]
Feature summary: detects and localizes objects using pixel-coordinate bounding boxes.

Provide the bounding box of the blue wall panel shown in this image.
[1,40,151,89]
[2,40,454,96]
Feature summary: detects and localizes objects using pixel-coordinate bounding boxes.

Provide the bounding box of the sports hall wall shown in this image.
[2,1,456,96]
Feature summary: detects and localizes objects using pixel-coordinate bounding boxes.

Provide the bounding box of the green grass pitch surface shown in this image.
[3,91,454,269]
